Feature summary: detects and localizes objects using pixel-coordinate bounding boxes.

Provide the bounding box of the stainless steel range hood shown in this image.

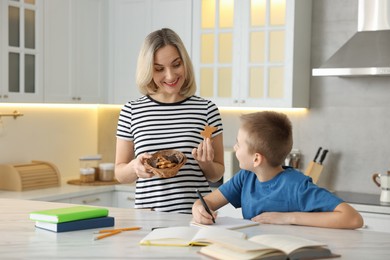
[312,0,390,77]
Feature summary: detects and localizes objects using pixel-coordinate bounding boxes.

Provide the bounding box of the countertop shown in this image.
[0,178,135,201]
[334,191,390,214]
[0,179,389,214]
[1,198,390,259]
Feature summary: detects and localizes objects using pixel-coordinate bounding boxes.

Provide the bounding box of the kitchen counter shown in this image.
[0,180,389,214]
[1,198,390,259]
[0,178,135,201]
[334,191,390,214]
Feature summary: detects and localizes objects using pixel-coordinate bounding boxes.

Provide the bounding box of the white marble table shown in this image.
[1,198,390,259]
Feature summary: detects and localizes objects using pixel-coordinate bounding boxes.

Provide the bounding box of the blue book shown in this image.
[35,216,115,232]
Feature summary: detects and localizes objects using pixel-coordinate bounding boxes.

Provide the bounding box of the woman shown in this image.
[115,28,224,214]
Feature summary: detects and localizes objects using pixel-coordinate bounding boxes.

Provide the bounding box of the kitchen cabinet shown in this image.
[192,0,311,108]
[0,0,44,103]
[43,0,108,104]
[113,191,135,208]
[48,191,114,206]
[69,192,114,206]
[107,0,192,104]
[360,212,390,233]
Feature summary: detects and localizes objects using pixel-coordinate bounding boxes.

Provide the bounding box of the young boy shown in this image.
[192,111,363,229]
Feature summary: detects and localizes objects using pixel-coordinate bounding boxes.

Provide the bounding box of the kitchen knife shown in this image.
[313,147,322,163]
[319,149,328,164]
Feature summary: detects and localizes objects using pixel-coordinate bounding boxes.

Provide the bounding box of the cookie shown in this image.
[200,125,217,138]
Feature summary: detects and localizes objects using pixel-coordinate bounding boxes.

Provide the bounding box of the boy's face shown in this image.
[234,127,254,171]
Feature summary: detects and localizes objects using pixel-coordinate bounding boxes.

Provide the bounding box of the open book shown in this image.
[191,216,259,230]
[139,226,246,247]
[199,234,340,260]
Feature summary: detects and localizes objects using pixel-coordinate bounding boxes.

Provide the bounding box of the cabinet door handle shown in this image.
[82,198,101,204]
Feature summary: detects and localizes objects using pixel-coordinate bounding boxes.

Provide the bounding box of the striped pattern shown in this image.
[117,95,223,214]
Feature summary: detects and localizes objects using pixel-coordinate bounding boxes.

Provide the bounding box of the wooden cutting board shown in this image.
[67,179,119,186]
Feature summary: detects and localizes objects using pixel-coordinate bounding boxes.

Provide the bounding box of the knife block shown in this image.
[304,161,323,184]
[0,160,61,191]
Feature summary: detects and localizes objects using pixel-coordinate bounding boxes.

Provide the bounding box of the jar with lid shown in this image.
[99,163,115,181]
[80,167,95,183]
[79,154,101,180]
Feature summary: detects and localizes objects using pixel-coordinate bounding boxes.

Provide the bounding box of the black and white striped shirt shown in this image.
[116,95,223,214]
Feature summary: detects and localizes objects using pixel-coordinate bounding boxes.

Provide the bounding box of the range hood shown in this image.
[312,0,390,77]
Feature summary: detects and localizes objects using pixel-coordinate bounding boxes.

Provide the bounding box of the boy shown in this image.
[192,111,363,229]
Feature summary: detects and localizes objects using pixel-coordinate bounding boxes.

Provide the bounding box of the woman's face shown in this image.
[152,45,185,97]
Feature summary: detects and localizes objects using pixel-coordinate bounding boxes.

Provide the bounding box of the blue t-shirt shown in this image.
[219,167,343,219]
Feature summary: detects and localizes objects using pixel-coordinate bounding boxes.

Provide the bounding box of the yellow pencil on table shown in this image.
[94,230,122,240]
[95,226,142,234]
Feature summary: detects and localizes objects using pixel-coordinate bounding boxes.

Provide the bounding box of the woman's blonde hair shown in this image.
[136,28,196,97]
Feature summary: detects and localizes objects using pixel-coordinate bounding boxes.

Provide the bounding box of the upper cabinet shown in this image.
[192,0,312,108]
[107,0,192,105]
[0,0,44,103]
[1,0,107,104]
[44,0,108,103]
[1,0,310,107]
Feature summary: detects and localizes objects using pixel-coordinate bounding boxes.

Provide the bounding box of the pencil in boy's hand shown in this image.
[94,230,122,240]
[195,189,215,223]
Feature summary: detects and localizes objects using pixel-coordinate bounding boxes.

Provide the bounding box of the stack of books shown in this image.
[29,205,114,232]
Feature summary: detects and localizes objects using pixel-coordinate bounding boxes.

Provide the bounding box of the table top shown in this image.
[1,198,390,259]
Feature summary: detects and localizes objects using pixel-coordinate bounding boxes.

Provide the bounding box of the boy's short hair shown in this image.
[240,111,293,167]
[136,28,196,97]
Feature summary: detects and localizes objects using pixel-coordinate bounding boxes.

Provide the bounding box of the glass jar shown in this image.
[80,167,95,183]
[79,154,101,180]
[99,163,115,181]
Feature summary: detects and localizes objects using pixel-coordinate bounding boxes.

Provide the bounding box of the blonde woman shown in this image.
[115,28,224,214]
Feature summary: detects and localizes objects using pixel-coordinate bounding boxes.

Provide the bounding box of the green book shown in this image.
[29,206,109,223]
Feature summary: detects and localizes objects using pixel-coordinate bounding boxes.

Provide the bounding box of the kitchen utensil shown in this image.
[304,147,322,176]
[304,148,328,184]
[313,147,322,163]
[318,149,328,164]
[372,171,390,203]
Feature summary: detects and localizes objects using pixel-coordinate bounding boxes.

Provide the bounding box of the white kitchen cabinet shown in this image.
[114,191,136,208]
[50,198,71,203]
[68,192,114,206]
[43,0,108,104]
[192,0,311,108]
[107,0,192,105]
[0,0,44,103]
[359,212,390,233]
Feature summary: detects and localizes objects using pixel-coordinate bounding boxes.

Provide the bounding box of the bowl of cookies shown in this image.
[144,149,187,178]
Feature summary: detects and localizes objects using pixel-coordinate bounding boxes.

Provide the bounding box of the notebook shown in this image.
[29,206,109,223]
[35,216,115,232]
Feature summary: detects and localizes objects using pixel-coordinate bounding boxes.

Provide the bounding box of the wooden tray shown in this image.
[67,179,119,186]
